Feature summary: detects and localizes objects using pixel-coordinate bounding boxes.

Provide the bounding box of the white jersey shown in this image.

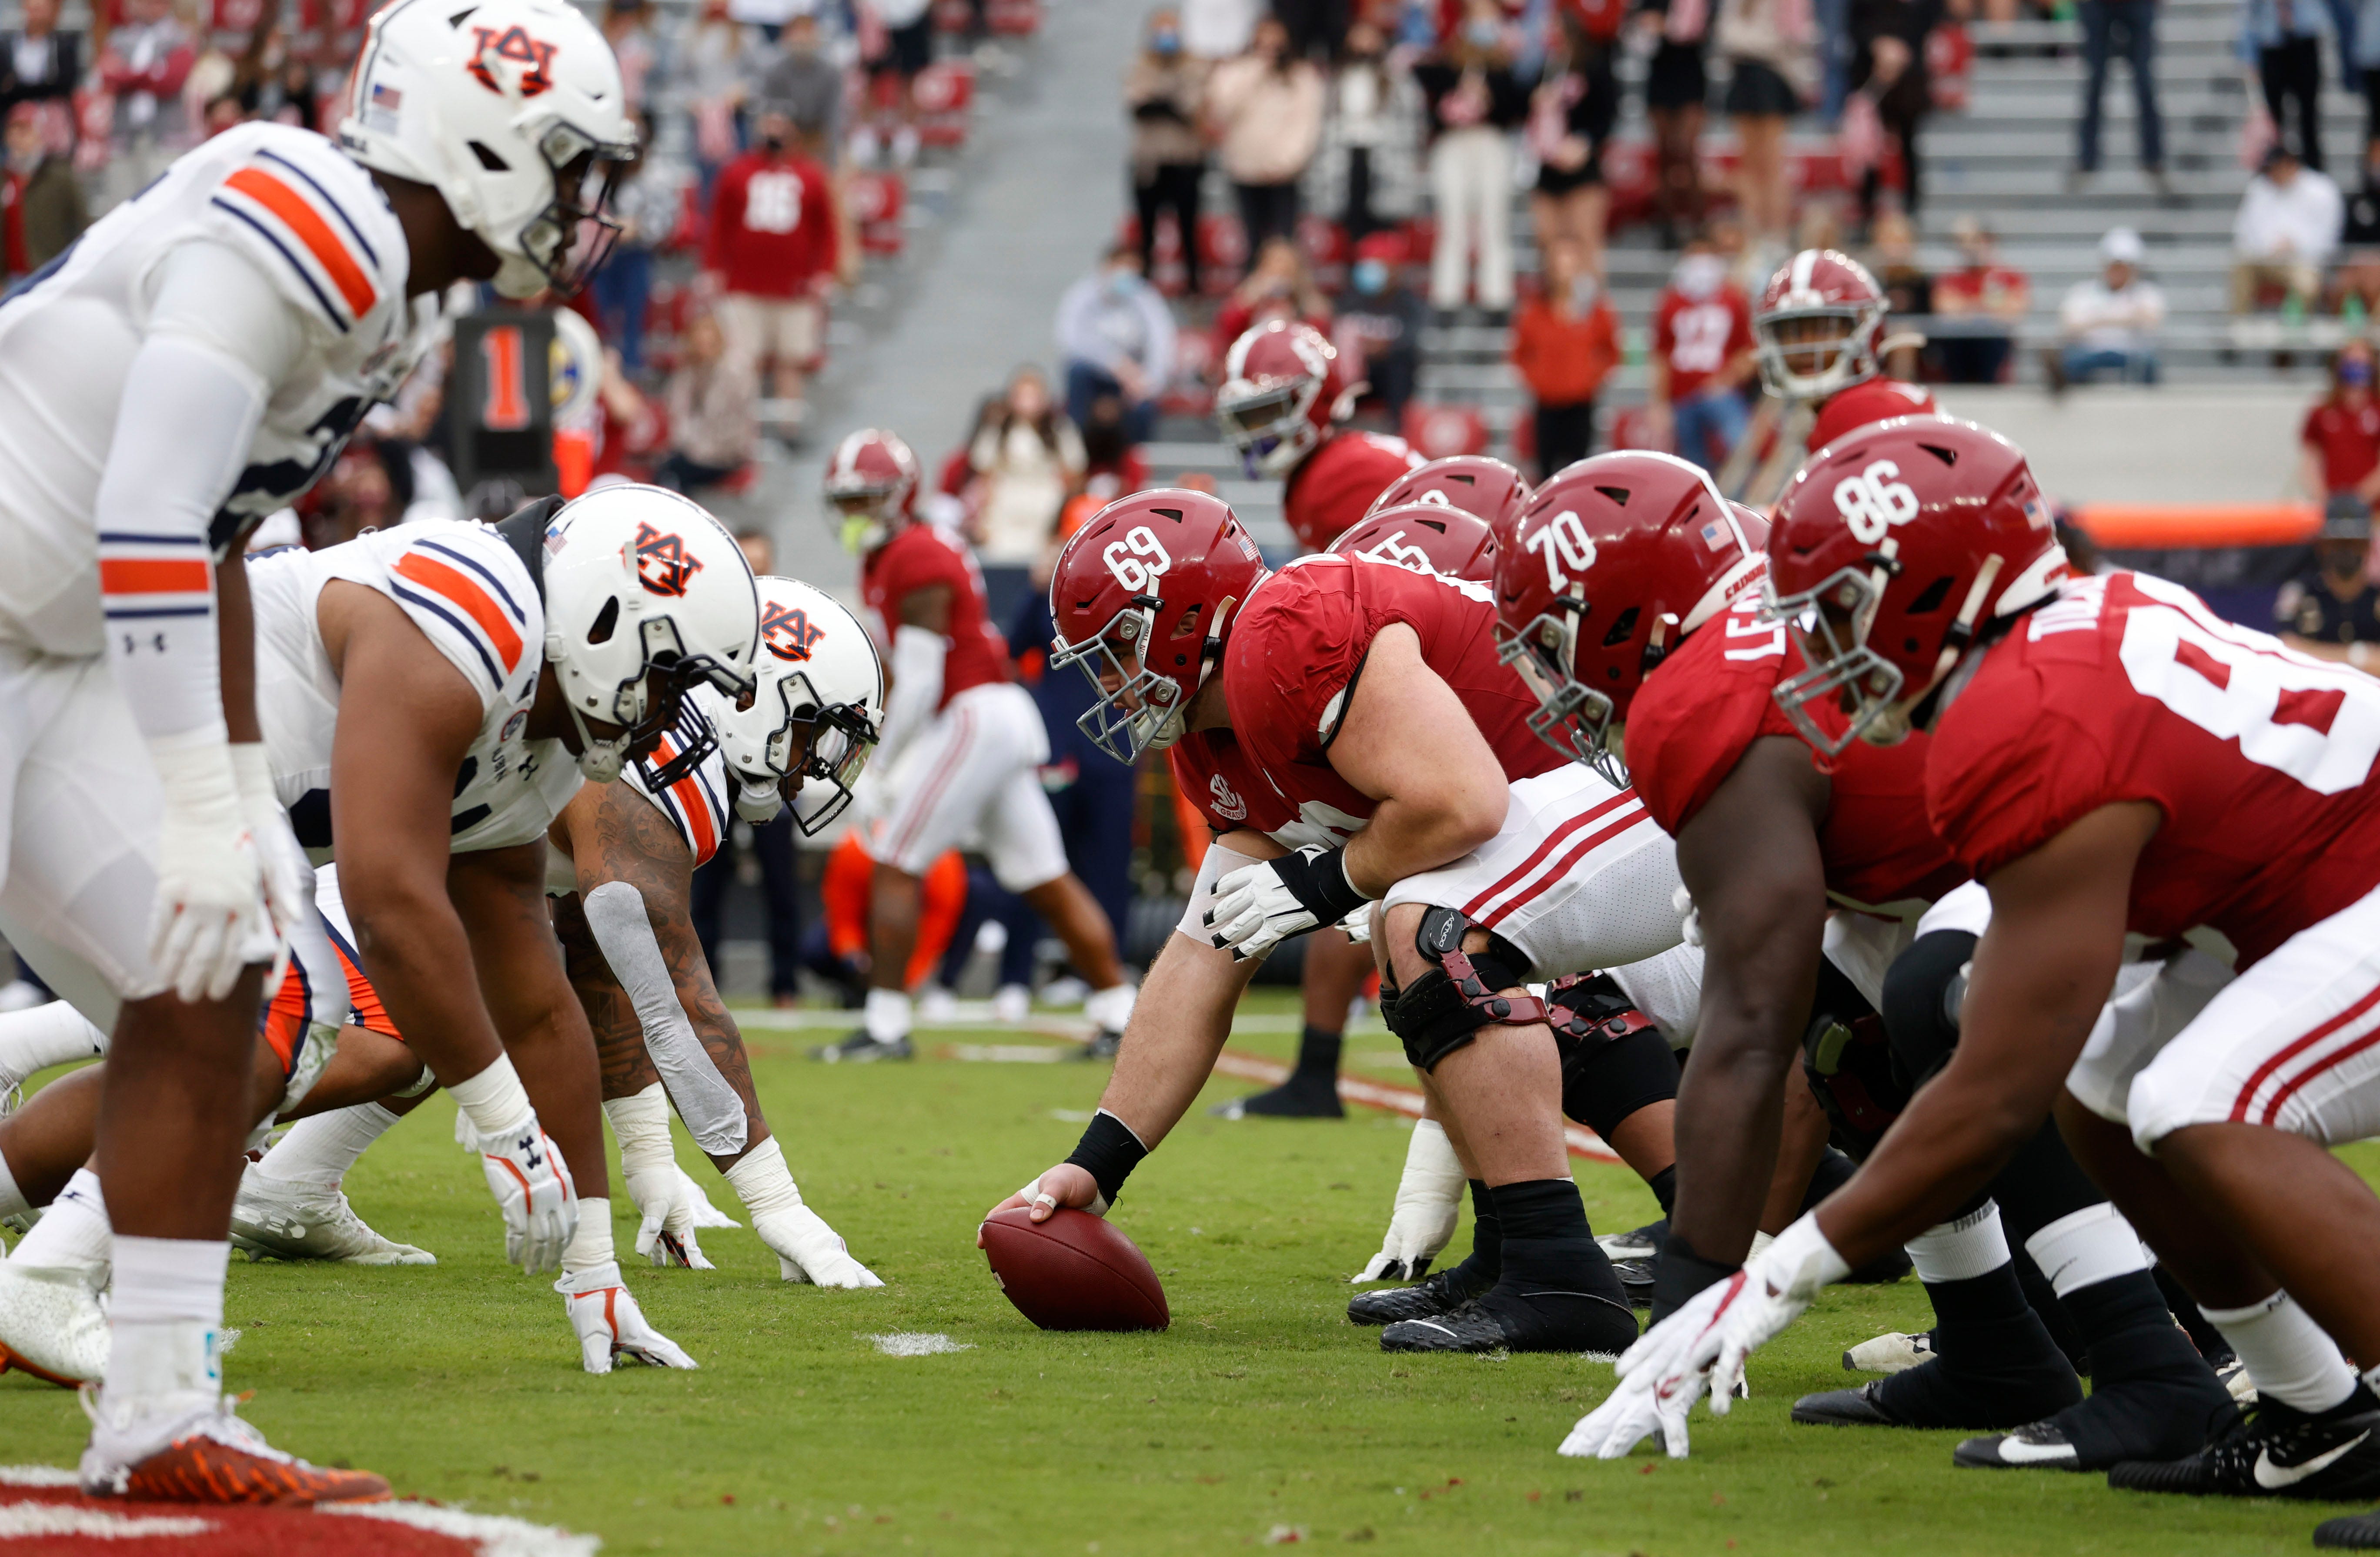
[621,722,733,871]
[250,521,582,857]
[0,122,428,654]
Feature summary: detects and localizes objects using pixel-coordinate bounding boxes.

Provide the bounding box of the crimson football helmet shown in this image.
[1365,455,1533,542]
[1330,502,1499,584]
[1217,320,1356,480]
[1493,452,1764,783]
[1046,488,1270,763]
[824,428,922,553]
[1755,249,1888,402]
[1765,416,2065,755]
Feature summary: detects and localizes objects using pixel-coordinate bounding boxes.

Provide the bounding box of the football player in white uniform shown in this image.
[0,0,639,1503]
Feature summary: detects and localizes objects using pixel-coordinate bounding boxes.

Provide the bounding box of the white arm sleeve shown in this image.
[582,880,751,1156]
[875,623,946,766]
[97,241,308,741]
[1177,839,1264,941]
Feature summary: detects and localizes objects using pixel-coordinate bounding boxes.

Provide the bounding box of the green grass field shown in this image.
[0,992,2369,1556]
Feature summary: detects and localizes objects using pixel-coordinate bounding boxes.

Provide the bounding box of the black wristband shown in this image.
[1275,846,1370,927]
[1647,1233,1742,1325]
[1063,1109,1149,1206]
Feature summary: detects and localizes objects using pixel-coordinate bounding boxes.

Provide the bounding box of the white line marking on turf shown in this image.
[947,1044,1074,1063]
[866,1333,974,1356]
[0,1469,81,1487]
[0,1505,215,1538]
[1210,1051,1620,1164]
[321,1500,602,1557]
[736,1007,1387,1038]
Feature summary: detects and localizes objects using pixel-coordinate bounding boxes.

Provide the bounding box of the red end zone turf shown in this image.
[0,1468,598,1556]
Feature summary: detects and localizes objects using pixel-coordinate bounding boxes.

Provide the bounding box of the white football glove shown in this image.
[1204,847,1370,962]
[147,729,266,1004]
[679,1167,742,1229]
[1335,906,1374,946]
[1560,1214,1846,1459]
[557,1261,699,1373]
[1351,1118,1464,1282]
[474,1117,579,1275]
[756,1204,884,1289]
[624,1155,713,1270]
[1672,884,1703,948]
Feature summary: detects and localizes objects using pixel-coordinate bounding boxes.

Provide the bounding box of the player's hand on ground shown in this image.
[1560,1363,1696,1460]
[1204,847,1361,961]
[979,1164,1104,1241]
[474,1118,578,1274]
[1350,1118,1462,1282]
[624,1154,714,1270]
[558,1262,700,1373]
[678,1168,742,1229]
[756,1204,883,1288]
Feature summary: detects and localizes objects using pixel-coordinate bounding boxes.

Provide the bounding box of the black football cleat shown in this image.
[809,1031,914,1063]
[1210,1074,1343,1118]
[1595,1219,1665,1263]
[1794,1354,2082,1432]
[1076,1031,1122,1061]
[1955,1420,2085,1470]
[1377,1285,1639,1356]
[1347,1261,1494,1326]
[1615,1257,1655,1309]
[2110,1393,2380,1500]
[2316,1509,2380,1548]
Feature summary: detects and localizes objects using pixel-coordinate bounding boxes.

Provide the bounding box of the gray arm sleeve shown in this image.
[582,880,750,1155]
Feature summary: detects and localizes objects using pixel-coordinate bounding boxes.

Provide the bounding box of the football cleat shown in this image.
[2219,1357,2258,1404]
[0,1260,109,1385]
[1614,1257,1655,1309]
[229,1167,435,1266]
[1076,1032,1122,1061]
[1377,1285,1639,1356]
[2109,1394,2380,1500]
[80,1388,389,1504]
[1595,1218,1665,1263]
[558,1262,700,1373]
[1955,1420,2084,1470]
[1211,1075,1343,1118]
[1347,1262,1495,1326]
[2316,1509,2380,1548]
[810,1031,914,1064]
[1845,1329,1936,1373]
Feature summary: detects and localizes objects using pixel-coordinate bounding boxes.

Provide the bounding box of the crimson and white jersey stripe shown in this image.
[1459,788,1655,931]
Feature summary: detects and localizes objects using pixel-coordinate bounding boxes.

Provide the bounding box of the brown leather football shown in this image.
[979,1207,1170,1332]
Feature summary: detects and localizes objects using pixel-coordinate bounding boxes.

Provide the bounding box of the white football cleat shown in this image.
[228,1166,435,1266]
[1842,1329,1935,1373]
[557,1262,699,1373]
[757,1205,883,1289]
[0,1260,109,1385]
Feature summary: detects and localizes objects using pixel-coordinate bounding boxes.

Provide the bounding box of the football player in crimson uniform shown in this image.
[1364,454,1536,544]
[1735,250,1937,500]
[988,488,1707,1356]
[1208,325,1422,1118]
[1512,446,2226,1472]
[0,0,639,1501]
[1568,419,2380,1528]
[822,429,1138,1062]
[229,580,887,1293]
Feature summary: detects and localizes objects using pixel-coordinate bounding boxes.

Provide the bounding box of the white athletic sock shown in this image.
[2203,1290,2358,1413]
[1904,1200,2011,1285]
[13,1168,111,1272]
[725,1136,801,1219]
[603,1085,674,1182]
[0,1000,105,1080]
[562,1197,614,1276]
[2023,1203,2152,1298]
[105,1236,228,1406]
[0,1146,29,1222]
[447,1053,536,1143]
[255,1103,401,1191]
[864,988,912,1043]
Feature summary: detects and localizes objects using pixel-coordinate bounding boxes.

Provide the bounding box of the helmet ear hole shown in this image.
[470,141,510,171]
[589,596,620,645]
[1601,606,1639,648]
[1906,576,1954,615]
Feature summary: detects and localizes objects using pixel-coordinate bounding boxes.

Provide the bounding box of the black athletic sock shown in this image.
[1800,1148,1856,1213]
[2049,1272,2232,1467]
[1489,1236,1639,1352]
[1645,1165,1678,1218]
[2014,1246,2090,1374]
[1490,1178,1592,1243]
[1292,1023,1344,1080]
[1648,1231,1739,1325]
[1870,1261,2082,1426]
[1437,1179,1502,1283]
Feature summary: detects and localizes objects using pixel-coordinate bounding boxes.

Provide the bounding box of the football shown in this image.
[979,1207,1170,1332]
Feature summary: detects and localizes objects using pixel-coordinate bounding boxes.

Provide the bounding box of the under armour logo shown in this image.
[633,522,706,597]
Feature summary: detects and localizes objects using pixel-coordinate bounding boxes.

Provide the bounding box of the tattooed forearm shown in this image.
[553,889,660,1102]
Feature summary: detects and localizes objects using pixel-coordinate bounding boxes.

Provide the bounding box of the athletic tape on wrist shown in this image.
[1063,1108,1149,1206]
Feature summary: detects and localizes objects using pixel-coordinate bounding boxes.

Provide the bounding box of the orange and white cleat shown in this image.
[79,1388,390,1505]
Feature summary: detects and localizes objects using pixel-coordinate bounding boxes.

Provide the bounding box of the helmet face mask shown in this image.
[1495,604,1621,783]
[1050,602,1189,764]
[1217,321,1342,479]
[1763,564,1907,756]
[632,692,723,792]
[1754,250,1887,401]
[513,129,633,297]
[1216,381,1318,478]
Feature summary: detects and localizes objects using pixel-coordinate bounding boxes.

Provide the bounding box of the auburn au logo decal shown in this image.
[632,522,705,597]
[467,24,558,97]
[760,602,827,662]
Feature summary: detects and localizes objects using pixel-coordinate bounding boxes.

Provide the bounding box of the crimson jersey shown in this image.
[1929,571,2380,968]
[1628,592,1967,911]
[1180,555,1566,847]
[1652,287,1754,402]
[1281,431,1425,553]
[860,523,1009,710]
[1809,378,1938,451]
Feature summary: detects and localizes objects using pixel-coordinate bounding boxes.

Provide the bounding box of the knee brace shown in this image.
[1800,960,1908,1162]
[1381,908,1545,1073]
[1547,973,1679,1140]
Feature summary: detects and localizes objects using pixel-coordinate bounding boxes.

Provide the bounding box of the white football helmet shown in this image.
[339,0,637,299]
[713,577,884,834]
[539,485,759,783]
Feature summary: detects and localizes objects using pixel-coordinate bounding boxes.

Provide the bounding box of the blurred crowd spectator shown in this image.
[2054,225,2164,386]
[1931,214,2026,381]
[1057,243,1177,443]
[1512,234,1621,469]
[2234,145,2343,318]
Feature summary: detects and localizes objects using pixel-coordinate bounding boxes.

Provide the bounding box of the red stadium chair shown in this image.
[846,170,908,257]
[1196,214,1248,295]
[916,59,975,148]
[986,0,1040,33]
[1401,403,1488,459]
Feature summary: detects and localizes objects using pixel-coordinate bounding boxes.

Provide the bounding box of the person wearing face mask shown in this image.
[1334,231,1427,426]
[1056,243,1178,445]
[1509,236,1619,475]
[704,108,842,438]
[1127,7,1208,289]
[2298,340,2380,515]
[758,9,845,162]
[2278,495,2380,669]
[1412,0,1531,323]
[1203,15,1326,263]
[1647,236,1757,471]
